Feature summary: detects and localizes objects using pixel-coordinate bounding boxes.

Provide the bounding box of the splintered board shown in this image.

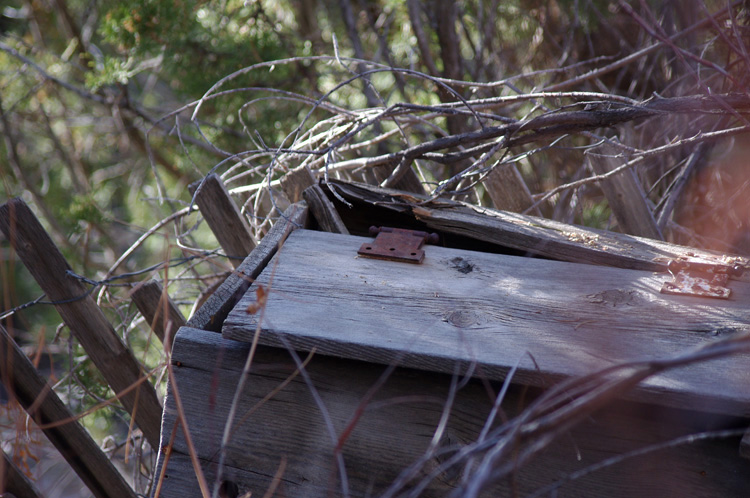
[223,229,750,416]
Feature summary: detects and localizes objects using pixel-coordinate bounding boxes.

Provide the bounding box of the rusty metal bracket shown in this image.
[358,226,439,264]
[660,258,745,299]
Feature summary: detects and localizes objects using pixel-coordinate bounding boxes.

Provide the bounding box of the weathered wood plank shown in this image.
[130,279,186,344]
[189,174,255,268]
[587,146,663,240]
[483,164,541,216]
[0,198,162,448]
[154,326,750,498]
[323,180,746,272]
[187,201,309,332]
[369,160,426,194]
[302,184,349,234]
[224,229,750,417]
[280,164,316,202]
[0,325,136,498]
[2,448,43,498]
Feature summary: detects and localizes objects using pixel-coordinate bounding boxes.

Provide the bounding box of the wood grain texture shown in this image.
[280,165,316,202]
[483,164,541,216]
[154,326,750,498]
[587,146,663,240]
[0,198,162,448]
[323,180,746,271]
[0,325,136,498]
[302,184,349,234]
[187,201,309,332]
[223,229,750,417]
[130,279,186,344]
[189,174,255,268]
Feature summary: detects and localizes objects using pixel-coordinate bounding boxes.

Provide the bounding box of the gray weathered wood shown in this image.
[0,325,136,498]
[2,449,42,498]
[302,184,349,234]
[189,174,255,268]
[324,180,746,272]
[224,229,750,417]
[483,164,542,216]
[587,146,663,240]
[153,326,750,498]
[0,198,162,448]
[130,279,186,344]
[369,159,426,194]
[280,164,316,202]
[187,201,309,331]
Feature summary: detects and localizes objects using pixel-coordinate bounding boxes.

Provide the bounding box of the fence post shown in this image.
[0,198,162,449]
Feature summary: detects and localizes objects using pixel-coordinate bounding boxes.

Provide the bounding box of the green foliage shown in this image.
[582,198,613,229]
[96,0,292,96]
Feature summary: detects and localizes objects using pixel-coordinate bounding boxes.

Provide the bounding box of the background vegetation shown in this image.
[1,0,749,495]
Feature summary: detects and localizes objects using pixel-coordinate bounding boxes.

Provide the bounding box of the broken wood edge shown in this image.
[0,325,137,498]
[280,164,316,203]
[188,173,256,268]
[130,279,187,345]
[302,184,349,235]
[320,179,748,272]
[186,201,309,332]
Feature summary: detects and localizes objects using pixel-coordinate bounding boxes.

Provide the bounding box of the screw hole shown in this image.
[389,247,395,251]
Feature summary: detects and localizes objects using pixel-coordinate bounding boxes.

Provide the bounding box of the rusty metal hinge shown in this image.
[660,258,745,299]
[357,226,439,264]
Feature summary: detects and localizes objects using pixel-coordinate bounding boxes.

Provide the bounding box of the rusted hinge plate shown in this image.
[358,226,439,263]
[660,258,745,299]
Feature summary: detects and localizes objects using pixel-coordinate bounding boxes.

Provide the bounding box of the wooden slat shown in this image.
[153,326,750,498]
[189,174,255,268]
[2,449,42,498]
[369,160,426,194]
[187,201,309,332]
[0,198,162,449]
[302,185,349,234]
[223,229,750,417]
[323,180,746,272]
[483,164,541,215]
[130,279,186,344]
[280,165,316,203]
[587,146,663,240]
[0,325,136,498]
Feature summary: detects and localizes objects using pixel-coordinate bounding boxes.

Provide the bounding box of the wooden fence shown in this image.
[0,174,245,498]
[2,169,750,497]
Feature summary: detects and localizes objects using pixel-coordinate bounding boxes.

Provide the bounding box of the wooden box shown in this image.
[153,184,750,498]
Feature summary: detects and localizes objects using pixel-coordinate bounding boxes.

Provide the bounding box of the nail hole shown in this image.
[219,480,239,498]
